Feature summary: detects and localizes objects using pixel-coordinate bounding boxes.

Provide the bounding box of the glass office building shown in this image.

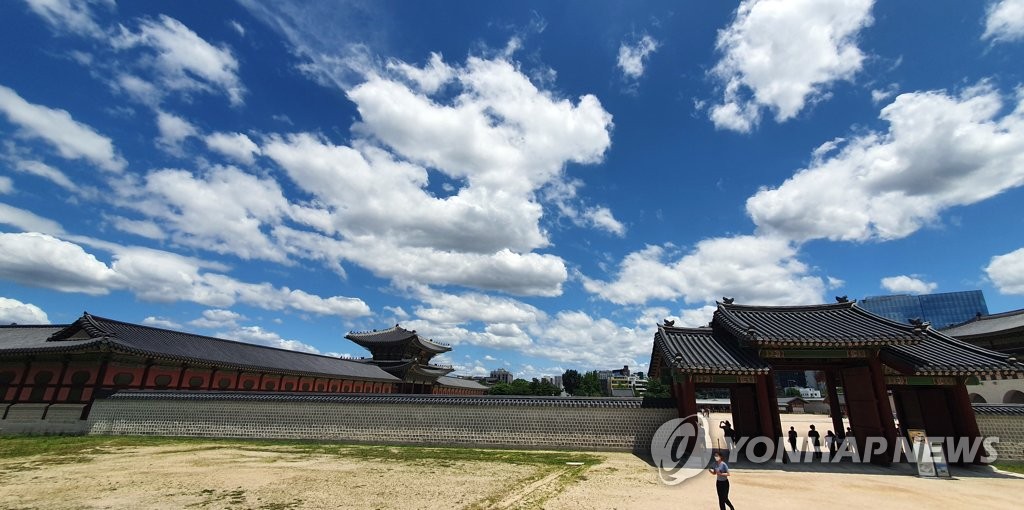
[858,290,989,329]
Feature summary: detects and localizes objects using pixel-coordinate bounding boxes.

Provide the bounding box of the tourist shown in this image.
[808,425,821,457]
[708,451,736,510]
[826,430,837,456]
[720,420,735,451]
[845,426,856,453]
[788,426,798,452]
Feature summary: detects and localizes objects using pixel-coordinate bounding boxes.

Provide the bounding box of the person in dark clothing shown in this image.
[826,430,837,456]
[720,420,735,450]
[708,451,736,510]
[808,425,821,457]
[788,426,798,452]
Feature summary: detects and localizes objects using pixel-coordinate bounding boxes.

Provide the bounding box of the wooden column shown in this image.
[140,359,154,390]
[175,364,188,390]
[950,380,985,464]
[49,357,70,404]
[825,368,847,439]
[13,358,33,403]
[867,354,898,463]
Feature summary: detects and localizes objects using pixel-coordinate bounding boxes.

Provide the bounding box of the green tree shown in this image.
[576,371,603,396]
[785,387,801,397]
[561,369,581,395]
[644,378,670,398]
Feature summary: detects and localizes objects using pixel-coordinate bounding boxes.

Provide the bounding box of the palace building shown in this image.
[649,299,1023,464]
[0,313,487,415]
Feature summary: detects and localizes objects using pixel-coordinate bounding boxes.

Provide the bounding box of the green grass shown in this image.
[0,435,601,467]
[992,461,1024,475]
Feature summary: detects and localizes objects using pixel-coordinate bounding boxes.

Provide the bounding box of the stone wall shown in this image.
[0,403,90,435]
[84,391,678,452]
[975,404,1024,462]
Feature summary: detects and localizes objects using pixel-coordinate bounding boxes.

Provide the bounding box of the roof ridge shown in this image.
[718,301,855,311]
[85,314,362,364]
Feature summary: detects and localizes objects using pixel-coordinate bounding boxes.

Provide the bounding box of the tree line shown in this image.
[486,369,670,397]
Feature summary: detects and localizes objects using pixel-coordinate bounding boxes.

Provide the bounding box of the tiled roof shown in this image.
[435,376,488,390]
[345,325,450,353]
[715,301,926,347]
[0,325,73,352]
[881,329,1023,377]
[655,325,769,375]
[941,308,1024,338]
[99,390,678,408]
[972,403,1024,416]
[1,314,398,382]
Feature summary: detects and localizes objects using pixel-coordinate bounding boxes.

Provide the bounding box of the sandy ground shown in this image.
[1,414,1020,509]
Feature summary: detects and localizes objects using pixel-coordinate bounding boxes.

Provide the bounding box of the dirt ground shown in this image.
[0,413,1020,510]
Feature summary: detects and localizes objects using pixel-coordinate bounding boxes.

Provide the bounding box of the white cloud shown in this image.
[582,206,626,237]
[0,232,119,294]
[221,325,322,354]
[0,232,371,317]
[228,20,246,37]
[204,132,260,165]
[116,165,292,262]
[617,35,658,80]
[0,296,49,324]
[880,275,937,295]
[113,15,245,106]
[983,0,1024,43]
[747,83,1024,242]
[141,316,182,329]
[0,177,11,194]
[261,53,613,295]
[986,247,1024,294]
[108,216,166,240]
[403,283,547,326]
[0,84,126,171]
[155,110,198,155]
[0,203,64,234]
[708,0,874,132]
[12,159,76,190]
[871,83,899,104]
[24,0,113,37]
[582,235,824,306]
[189,308,245,329]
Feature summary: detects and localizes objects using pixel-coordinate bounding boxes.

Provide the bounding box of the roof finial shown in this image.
[835,295,849,303]
[663,319,675,327]
[723,297,735,304]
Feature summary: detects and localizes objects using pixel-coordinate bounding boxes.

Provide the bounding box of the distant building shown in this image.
[490,368,513,384]
[858,290,989,330]
[941,308,1024,404]
[553,375,563,389]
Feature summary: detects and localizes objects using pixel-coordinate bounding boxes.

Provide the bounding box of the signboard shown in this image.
[690,374,757,385]
[907,429,951,479]
[885,376,958,386]
[758,349,869,359]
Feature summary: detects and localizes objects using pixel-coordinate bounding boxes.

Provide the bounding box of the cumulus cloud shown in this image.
[880,275,937,295]
[23,0,113,37]
[0,177,11,194]
[0,296,49,324]
[982,0,1024,43]
[220,325,322,354]
[259,52,613,295]
[113,15,245,106]
[0,232,371,317]
[582,235,824,306]
[189,308,245,329]
[11,159,76,191]
[0,232,119,294]
[617,35,658,80]
[0,84,126,171]
[204,132,260,165]
[708,0,874,132]
[747,83,1024,242]
[155,110,198,155]
[115,165,293,262]
[141,316,182,329]
[0,203,64,234]
[987,247,1024,294]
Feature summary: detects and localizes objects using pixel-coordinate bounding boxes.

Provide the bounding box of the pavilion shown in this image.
[345,325,456,394]
[648,300,1023,464]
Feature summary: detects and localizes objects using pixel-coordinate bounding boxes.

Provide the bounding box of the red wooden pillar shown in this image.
[140,359,154,390]
[175,364,188,390]
[13,358,33,403]
[49,358,70,405]
[950,380,985,464]
[825,368,847,439]
[756,373,782,442]
[867,354,898,463]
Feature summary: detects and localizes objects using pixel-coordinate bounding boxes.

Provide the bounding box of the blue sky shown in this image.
[2,0,1024,379]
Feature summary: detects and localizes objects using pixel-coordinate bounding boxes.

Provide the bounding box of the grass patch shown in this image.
[992,461,1024,475]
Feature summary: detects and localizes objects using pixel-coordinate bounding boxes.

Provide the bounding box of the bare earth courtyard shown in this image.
[1,432,1021,510]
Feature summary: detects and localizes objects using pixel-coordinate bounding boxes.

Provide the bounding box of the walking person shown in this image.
[826,430,837,457]
[720,420,735,451]
[808,425,821,458]
[788,426,798,453]
[708,451,736,510]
